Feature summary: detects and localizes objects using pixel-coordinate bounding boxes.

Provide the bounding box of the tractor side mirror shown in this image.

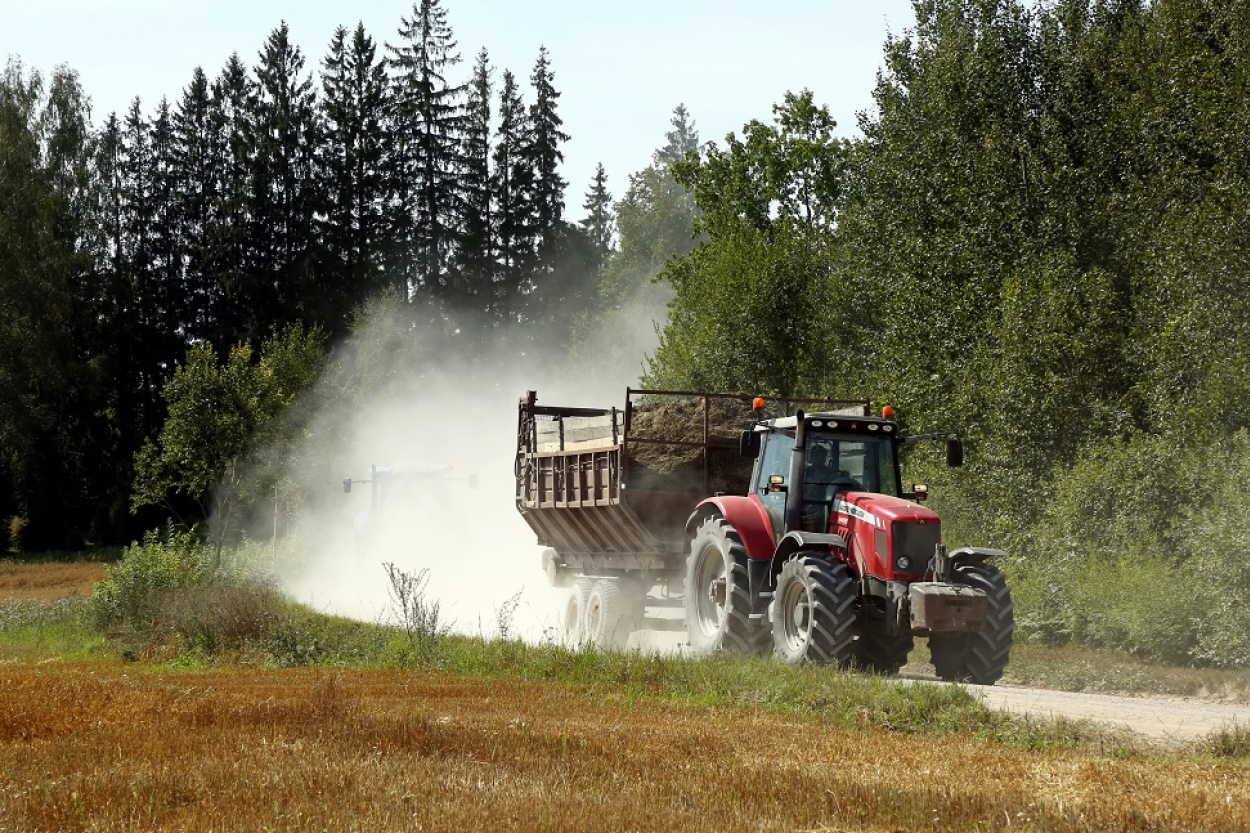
[468,474,480,490]
[343,478,352,494]
[740,430,761,458]
[946,438,964,468]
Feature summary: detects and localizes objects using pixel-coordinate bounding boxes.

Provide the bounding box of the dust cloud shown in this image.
[269,302,661,644]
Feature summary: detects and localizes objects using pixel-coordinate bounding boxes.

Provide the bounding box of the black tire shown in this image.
[770,554,857,666]
[585,578,642,650]
[929,563,1014,685]
[853,631,914,675]
[563,578,592,644]
[684,517,767,655]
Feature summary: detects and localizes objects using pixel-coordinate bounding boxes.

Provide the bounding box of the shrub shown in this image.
[155,581,283,655]
[383,562,451,662]
[1182,430,1250,668]
[1007,430,1250,668]
[86,527,210,632]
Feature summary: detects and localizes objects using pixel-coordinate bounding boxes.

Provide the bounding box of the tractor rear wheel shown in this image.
[853,630,914,675]
[771,554,857,666]
[684,517,767,655]
[929,563,1014,684]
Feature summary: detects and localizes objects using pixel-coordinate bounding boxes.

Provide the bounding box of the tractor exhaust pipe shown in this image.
[783,410,807,534]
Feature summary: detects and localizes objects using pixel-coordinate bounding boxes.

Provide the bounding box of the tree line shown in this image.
[0,0,618,550]
[646,0,1250,666]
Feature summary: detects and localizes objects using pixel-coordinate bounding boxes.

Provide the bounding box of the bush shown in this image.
[155,581,283,655]
[1183,430,1250,668]
[86,527,210,632]
[1006,430,1250,668]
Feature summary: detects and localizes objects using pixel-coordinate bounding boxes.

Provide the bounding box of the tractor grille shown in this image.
[892,521,941,574]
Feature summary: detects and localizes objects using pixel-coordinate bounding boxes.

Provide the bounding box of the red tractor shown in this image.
[688,401,1013,682]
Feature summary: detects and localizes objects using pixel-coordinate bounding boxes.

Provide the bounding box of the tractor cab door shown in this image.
[751,429,793,543]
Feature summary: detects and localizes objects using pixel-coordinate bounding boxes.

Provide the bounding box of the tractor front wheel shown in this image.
[771,554,857,666]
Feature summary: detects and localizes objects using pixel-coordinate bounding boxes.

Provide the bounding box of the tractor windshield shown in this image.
[804,431,900,499]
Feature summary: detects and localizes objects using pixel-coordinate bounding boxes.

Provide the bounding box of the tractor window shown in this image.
[757,430,793,483]
[754,430,793,538]
[808,433,900,497]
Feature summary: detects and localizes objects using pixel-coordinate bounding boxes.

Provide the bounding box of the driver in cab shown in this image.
[805,444,838,501]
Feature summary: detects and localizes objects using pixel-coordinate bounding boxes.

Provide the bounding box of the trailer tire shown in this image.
[684,517,767,655]
[771,554,857,666]
[929,563,1013,685]
[563,578,593,644]
[542,548,571,588]
[586,578,641,650]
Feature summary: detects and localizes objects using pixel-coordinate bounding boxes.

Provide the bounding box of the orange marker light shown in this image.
[752,397,766,412]
[882,405,895,419]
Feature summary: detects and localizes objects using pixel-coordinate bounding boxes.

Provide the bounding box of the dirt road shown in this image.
[962,681,1250,742]
[643,626,1250,744]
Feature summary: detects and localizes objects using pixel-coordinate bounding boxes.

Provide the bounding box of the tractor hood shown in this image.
[833,491,941,530]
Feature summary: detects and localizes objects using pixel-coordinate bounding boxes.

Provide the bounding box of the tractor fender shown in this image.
[948,546,1008,565]
[772,530,849,565]
[685,496,775,562]
[770,531,850,582]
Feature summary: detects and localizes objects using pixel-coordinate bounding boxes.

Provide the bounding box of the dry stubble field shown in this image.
[2,563,1249,832]
[0,561,106,601]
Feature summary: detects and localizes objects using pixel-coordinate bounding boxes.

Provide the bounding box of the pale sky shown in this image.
[3,1,917,217]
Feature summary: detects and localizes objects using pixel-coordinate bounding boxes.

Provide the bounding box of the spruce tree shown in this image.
[249,22,323,337]
[601,104,701,307]
[451,47,494,307]
[321,22,392,328]
[580,162,614,274]
[387,0,467,302]
[525,46,569,252]
[172,68,220,343]
[491,69,535,322]
[205,53,255,349]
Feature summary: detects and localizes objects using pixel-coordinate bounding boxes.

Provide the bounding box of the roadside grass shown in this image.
[1001,641,1250,700]
[3,552,1249,761]
[0,585,1193,760]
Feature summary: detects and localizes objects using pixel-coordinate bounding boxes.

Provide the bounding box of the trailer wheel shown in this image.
[585,578,642,650]
[684,517,767,655]
[563,578,592,644]
[929,563,1014,685]
[771,554,856,666]
[542,548,571,588]
[853,631,914,675]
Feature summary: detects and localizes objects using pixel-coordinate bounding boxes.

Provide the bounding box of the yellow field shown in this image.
[0,560,107,601]
[1,661,1248,832]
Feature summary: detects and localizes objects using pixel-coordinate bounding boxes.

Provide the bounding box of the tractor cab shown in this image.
[745,411,904,539]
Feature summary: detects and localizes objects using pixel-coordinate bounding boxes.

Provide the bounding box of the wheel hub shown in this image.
[708,576,727,607]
